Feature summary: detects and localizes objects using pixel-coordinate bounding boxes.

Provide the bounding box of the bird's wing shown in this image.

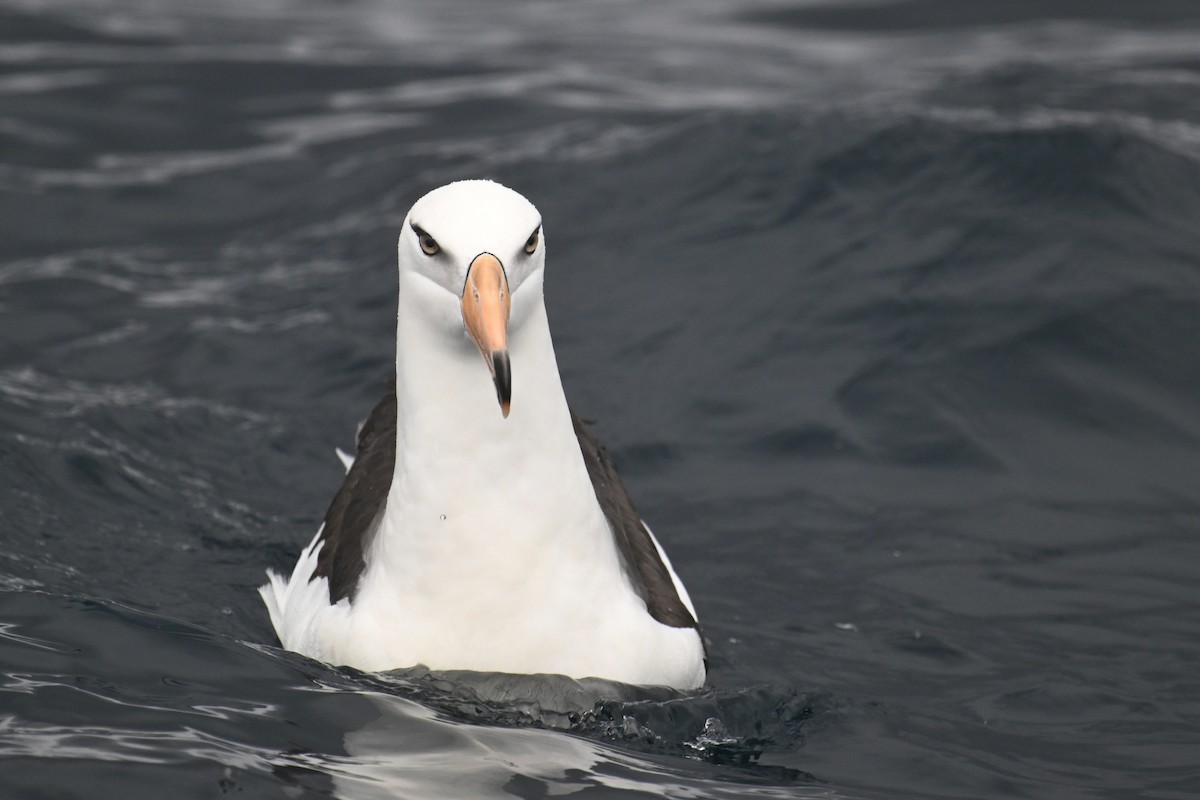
[570,410,701,632]
[313,386,397,603]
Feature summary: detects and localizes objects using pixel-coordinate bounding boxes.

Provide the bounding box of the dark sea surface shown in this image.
[2,0,1200,797]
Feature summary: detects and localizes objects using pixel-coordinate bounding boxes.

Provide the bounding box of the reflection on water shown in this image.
[336,692,820,800]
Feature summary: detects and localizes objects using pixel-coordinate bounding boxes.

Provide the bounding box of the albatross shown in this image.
[260,180,706,690]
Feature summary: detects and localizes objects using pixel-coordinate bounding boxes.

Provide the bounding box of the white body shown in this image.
[261,181,705,689]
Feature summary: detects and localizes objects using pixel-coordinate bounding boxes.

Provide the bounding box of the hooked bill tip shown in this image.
[492,350,511,417]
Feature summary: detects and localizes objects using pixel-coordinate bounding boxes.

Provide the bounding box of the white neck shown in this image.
[370,270,620,608]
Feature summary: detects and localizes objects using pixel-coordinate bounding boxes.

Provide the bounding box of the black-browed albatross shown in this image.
[260,180,706,689]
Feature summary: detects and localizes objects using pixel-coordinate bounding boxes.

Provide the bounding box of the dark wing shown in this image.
[571,411,701,633]
[312,387,397,603]
[308,389,700,635]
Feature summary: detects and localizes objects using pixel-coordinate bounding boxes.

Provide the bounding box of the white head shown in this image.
[398,180,545,417]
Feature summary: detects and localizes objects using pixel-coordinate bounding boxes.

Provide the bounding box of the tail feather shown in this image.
[258,570,291,641]
[258,527,328,650]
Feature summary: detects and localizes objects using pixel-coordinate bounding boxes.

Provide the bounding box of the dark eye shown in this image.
[413,225,440,256]
[524,227,540,255]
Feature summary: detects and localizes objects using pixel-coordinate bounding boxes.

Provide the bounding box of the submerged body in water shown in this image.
[260,181,706,690]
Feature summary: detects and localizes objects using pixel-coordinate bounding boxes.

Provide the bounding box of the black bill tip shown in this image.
[492,350,511,418]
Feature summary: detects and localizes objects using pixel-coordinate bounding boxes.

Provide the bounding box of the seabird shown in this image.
[260,180,706,690]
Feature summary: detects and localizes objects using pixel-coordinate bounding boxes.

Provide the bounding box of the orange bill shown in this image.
[461,252,512,417]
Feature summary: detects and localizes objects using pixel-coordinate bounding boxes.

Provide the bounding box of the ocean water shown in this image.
[2,0,1200,797]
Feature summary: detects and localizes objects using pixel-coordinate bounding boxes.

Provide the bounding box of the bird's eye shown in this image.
[524,227,540,255]
[413,226,440,256]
